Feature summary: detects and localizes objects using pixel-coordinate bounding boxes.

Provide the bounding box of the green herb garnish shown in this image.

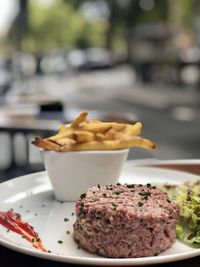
[80,203,84,211]
[138,202,144,207]
[80,193,86,199]
[139,191,151,199]
[112,191,122,195]
[80,213,86,220]
[111,203,118,211]
[94,212,104,219]
[127,184,135,188]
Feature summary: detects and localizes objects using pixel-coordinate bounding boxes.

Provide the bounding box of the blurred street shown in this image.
[0,66,200,182]
[0,0,200,180]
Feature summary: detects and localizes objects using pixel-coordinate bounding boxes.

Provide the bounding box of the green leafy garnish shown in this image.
[159,179,200,247]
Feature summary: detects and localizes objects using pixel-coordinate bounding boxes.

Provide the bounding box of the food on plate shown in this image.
[32,111,155,152]
[0,209,47,252]
[73,183,180,258]
[159,179,200,247]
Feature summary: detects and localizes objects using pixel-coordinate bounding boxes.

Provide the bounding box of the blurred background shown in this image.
[0,0,200,181]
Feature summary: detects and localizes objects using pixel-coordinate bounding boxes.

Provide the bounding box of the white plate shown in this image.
[0,165,200,266]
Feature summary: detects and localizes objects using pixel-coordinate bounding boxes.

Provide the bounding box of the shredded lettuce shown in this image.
[159,179,200,247]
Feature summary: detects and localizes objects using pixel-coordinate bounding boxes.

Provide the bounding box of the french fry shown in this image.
[104,128,117,140]
[139,138,156,149]
[58,125,70,133]
[47,130,73,141]
[79,121,125,133]
[71,141,117,151]
[95,130,115,141]
[70,137,155,151]
[31,111,156,152]
[104,137,155,150]
[50,137,76,146]
[71,111,88,128]
[113,132,131,140]
[73,131,94,143]
[31,137,61,151]
[88,120,102,123]
[79,123,112,133]
[124,122,142,136]
[111,123,126,131]
[58,124,73,132]
[95,133,105,141]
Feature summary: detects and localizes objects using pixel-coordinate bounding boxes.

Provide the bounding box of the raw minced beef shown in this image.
[73,183,180,258]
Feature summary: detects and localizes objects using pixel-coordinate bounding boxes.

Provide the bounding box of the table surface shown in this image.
[0,160,200,267]
[0,114,61,132]
[0,111,136,132]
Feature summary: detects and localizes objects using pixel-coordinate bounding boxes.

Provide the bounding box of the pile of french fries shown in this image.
[32,111,155,152]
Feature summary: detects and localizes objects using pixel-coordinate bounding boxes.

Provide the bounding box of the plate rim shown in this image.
[0,167,200,266]
[0,237,200,266]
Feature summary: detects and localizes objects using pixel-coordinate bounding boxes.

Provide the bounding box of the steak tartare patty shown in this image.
[73,183,180,258]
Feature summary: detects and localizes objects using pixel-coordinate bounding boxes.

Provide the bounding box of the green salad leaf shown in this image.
[159,179,200,247]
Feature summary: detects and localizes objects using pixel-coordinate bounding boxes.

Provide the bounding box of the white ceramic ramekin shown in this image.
[43,149,129,201]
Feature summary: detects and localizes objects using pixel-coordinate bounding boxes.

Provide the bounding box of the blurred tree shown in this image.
[7,0,194,62]
[168,0,194,32]
[9,0,29,50]
[104,0,168,61]
[12,0,107,53]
